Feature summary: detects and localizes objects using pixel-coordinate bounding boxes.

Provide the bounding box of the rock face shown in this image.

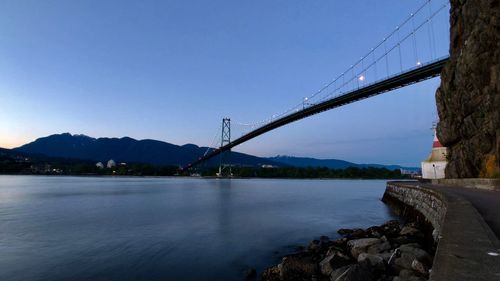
[436,0,500,178]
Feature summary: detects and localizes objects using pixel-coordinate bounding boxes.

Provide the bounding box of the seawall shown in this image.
[383,181,500,281]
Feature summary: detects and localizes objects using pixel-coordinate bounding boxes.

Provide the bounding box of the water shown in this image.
[0,176,396,281]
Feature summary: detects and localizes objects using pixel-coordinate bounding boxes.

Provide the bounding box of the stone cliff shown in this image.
[436,0,500,178]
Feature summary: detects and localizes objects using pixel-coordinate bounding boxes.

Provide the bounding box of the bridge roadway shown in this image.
[185,56,449,170]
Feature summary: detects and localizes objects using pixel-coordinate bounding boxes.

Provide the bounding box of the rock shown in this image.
[309,239,322,253]
[330,237,348,251]
[319,251,352,276]
[366,226,384,238]
[381,220,401,237]
[261,265,280,281]
[279,253,318,280]
[411,259,428,276]
[346,229,368,240]
[367,241,392,254]
[391,244,433,274]
[357,253,385,272]
[399,226,423,238]
[392,268,426,281]
[329,264,373,281]
[391,236,415,246]
[398,244,432,266]
[436,0,500,178]
[347,238,381,259]
[376,252,394,263]
[392,253,415,272]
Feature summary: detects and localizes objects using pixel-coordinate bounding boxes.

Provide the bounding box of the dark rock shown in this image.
[367,241,392,254]
[391,244,433,274]
[398,244,432,266]
[392,254,415,272]
[261,265,280,281]
[279,253,318,281]
[399,226,423,238]
[380,220,401,237]
[436,0,500,178]
[357,253,385,272]
[393,269,426,281]
[309,239,322,253]
[319,251,352,276]
[346,229,368,240]
[329,263,373,281]
[411,259,429,276]
[391,236,416,246]
[366,226,384,238]
[347,238,381,259]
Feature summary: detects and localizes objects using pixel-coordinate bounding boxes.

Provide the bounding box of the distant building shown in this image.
[107,159,116,168]
[421,129,447,179]
[96,162,104,169]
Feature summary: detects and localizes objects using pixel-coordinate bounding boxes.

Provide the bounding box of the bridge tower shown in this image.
[217,118,232,177]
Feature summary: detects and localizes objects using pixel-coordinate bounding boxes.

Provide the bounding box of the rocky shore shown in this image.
[261,220,434,281]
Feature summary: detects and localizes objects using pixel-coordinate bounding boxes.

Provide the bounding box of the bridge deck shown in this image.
[185,56,449,169]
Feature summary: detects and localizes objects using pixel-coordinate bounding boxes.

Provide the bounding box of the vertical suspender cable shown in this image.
[411,13,419,64]
[397,26,403,72]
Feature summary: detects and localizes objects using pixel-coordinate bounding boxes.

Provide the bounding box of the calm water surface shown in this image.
[0,176,396,281]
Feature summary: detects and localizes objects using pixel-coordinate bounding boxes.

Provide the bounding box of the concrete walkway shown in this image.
[416,182,500,240]
[387,181,500,280]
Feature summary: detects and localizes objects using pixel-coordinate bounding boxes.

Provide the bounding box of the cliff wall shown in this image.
[436,0,500,178]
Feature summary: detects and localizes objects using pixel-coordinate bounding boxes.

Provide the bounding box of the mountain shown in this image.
[14,133,279,167]
[268,155,419,171]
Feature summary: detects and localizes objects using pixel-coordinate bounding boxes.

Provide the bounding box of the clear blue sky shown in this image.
[0,0,450,167]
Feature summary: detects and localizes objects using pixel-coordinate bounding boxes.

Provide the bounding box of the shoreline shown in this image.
[261,219,434,281]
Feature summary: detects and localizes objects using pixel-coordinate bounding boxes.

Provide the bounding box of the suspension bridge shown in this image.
[184,0,450,174]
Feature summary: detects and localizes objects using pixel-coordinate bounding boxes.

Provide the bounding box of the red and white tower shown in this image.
[421,126,448,179]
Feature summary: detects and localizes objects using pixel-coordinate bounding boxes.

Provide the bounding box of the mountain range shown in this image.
[9,133,417,170]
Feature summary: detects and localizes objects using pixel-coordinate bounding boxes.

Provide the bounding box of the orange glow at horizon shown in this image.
[0,137,32,149]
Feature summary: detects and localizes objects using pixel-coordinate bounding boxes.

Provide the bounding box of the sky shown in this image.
[0,0,450,167]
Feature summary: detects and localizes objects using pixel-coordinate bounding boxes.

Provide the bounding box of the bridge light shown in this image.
[416,61,422,66]
[358,75,365,81]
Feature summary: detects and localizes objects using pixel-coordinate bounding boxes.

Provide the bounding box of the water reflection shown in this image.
[0,176,395,281]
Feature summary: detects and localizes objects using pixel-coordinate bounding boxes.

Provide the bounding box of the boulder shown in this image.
[261,265,280,281]
[347,238,381,259]
[309,239,322,253]
[398,244,432,266]
[329,264,373,281]
[319,251,351,276]
[279,253,318,281]
[357,253,385,272]
[392,269,426,281]
[367,241,392,254]
[366,226,384,238]
[346,229,368,240]
[411,259,429,276]
[399,226,423,238]
[392,253,415,272]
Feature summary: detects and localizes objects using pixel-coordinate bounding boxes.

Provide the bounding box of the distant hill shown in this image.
[14,133,279,167]
[11,134,419,171]
[268,155,419,171]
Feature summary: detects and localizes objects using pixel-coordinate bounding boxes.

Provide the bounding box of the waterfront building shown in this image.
[96,162,104,169]
[421,130,448,179]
